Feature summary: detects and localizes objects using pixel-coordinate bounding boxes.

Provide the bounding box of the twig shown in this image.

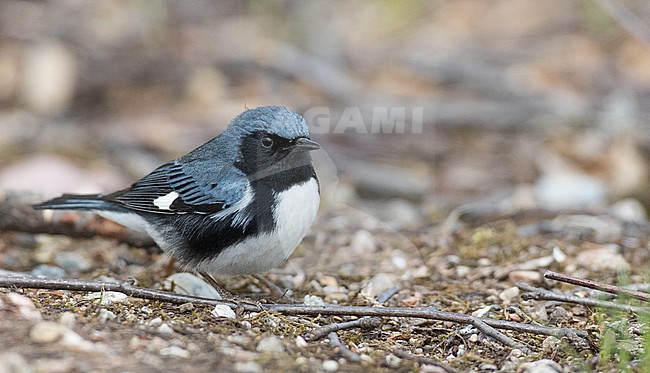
[0,276,589,339]
[306,317,382,341]
[305,286,399,340]
[393,349,457,373]
[517,282,648,314]
[327,332,361,362]
[470,316,531,354]
[544,270,650,302]
[593,0,650,47]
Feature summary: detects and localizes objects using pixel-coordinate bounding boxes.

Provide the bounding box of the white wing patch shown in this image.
[153,191,180,210]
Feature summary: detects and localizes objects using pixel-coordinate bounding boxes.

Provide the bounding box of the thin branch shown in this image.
[517,282,648,314]
[593,0,650,48]
[544,270,650,302]
[327,332,361,362]
[306,317,382,341]
[0,276,589,339]
[393,349,458,373]
[305,286,399,341]
[470,316,531,354]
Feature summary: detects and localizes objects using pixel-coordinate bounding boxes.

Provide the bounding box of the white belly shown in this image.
[196,177,320,275]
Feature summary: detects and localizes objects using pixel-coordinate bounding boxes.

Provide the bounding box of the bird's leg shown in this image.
[253,274,296,303]
[198,272,262,309]
[198,271,234,299]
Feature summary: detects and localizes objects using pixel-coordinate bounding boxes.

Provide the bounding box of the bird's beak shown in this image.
[293,138,321,151]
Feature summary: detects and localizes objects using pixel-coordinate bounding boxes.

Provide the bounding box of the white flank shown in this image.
[153,191,179,210]
[198,178,320,275]
[210,185,254,227]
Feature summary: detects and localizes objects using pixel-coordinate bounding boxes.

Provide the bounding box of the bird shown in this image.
[34,106,321,298]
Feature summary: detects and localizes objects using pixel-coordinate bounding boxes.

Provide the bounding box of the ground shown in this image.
[0,201,647,372]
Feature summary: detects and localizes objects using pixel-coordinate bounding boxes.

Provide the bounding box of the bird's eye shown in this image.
[261,136,274,148]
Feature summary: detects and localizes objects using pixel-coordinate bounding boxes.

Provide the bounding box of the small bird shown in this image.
[34,106,321,297]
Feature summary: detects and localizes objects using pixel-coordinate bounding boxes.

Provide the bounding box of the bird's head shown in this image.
[227,106,320,179]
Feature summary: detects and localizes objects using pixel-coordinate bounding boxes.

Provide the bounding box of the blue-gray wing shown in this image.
[106,160,247,215]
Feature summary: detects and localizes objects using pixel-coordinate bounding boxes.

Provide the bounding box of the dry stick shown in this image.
[517,282,648,314]
[544,270,650,303]
[470,316,531,354]
[306,286,400,341]
[0,276,588,339]
[327,332,361,362]
[307,286,400,364]
[393,349,458,373]
[306,317,382,341]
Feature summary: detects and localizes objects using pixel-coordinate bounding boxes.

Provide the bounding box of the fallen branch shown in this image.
[517,282,648,314]
[327,332,361,362]
[306,317,382,341]
[544,270,650,302]
[470,316,531,354]
[0,276,590,341]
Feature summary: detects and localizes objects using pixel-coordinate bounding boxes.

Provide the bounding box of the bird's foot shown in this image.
[198,272,263,310]
[253,274,297,303]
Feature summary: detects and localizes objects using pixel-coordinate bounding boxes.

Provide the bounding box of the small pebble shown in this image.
[235,361,263,373]
[98,308,116,323]
[576,247,630,272]
[385,353,402,368]
[157,323,174,334]
[211,305,236,320]
[363,273,396,298]
[159,345,190,358]
[351,230,376,253]
[31,264,66,279]
[508,270,541,284]
[148,317,163,327]
[295,336,308,348]
[517,359,563,373]
[0,352,30,373]
[8,292,41,321]
[256,336,284,354]
[499,286,520,302]
[58,312,76,328]
[552,247,567,263]
[85,291,128,305]
[322,359,339,372]
[542,336,560,353]
[303,295,326,306]
[479,362,497,371]
[178,302,194,313]
[53,251,91,273]
[30,321,66,343]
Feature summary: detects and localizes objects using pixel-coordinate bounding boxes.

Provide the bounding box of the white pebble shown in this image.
[322,359,339,372]
[235,361,263,373]
[30,321,66,343]
[211,305,237,320]
[295,336,308,348]
[256,336,284,354]
[157,323,174,334]
[159,346,190,358]
[303,295,326,306]
[385,353,402,368]
[499,287,520,302]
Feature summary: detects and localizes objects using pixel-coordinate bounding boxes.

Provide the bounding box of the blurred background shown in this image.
[2,0,650,225]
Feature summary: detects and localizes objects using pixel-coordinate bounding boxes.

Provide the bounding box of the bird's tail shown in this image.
[33,194,114,211]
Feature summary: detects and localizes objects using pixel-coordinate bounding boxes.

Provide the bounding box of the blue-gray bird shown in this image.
[34,106,321,296]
